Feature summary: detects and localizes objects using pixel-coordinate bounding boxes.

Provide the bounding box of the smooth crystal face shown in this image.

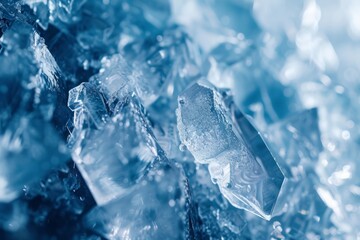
[85,161,193,240]
[177,81,285,220]
[69,86,159,205]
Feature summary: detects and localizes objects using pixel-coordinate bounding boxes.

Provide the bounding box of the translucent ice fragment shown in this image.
[69,92,159,205]
[122,26,204,104]
[208,42,301,127]
[280,180,335,239]
[0,21,68,202]
[90,54,155,106]
[94,27,205,109]
[177,81,285,220]
[68,82,108,129]
[85,161,195,239]
[0,21,64,125]
[185,163,247,239]
[0,115,68,202]
[266,108,323,178]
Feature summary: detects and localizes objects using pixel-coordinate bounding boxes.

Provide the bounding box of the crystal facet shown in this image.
[69,90,159,205]
[177,81,285,220]
[85,161,195,239]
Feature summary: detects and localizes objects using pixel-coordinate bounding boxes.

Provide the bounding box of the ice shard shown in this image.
[85,160,196,240]
[265,108,323,178]
[122,26,204,107]
[88,53,160,107]
[176,81,285,220]
[68,82,108,129]
[69,85,160,205]
[208,42,302,128]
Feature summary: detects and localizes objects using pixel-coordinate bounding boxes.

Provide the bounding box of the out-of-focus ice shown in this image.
[251,0,360,236]
[208,42,301,129]
[177,81,285,220]
[0,200,28,232]
[0,115,67,202]
[265,108,323,179]
[170,0,260,52]
[0,21,67,203]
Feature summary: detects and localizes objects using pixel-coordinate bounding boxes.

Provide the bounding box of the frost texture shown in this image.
[177,81,284,220]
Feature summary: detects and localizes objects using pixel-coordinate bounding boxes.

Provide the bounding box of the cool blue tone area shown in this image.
[0,0,359,239]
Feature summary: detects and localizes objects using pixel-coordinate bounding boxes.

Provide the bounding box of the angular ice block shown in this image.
[69,88,160,205]
[85,161,195,239]
[176,81,285,220]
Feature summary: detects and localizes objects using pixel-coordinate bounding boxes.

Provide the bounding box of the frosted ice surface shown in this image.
[177,81,285,220]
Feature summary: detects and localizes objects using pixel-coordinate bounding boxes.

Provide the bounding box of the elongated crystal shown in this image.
[177,81,285,220]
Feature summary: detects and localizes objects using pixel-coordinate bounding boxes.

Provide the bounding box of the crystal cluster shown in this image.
[1,0,359,239]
